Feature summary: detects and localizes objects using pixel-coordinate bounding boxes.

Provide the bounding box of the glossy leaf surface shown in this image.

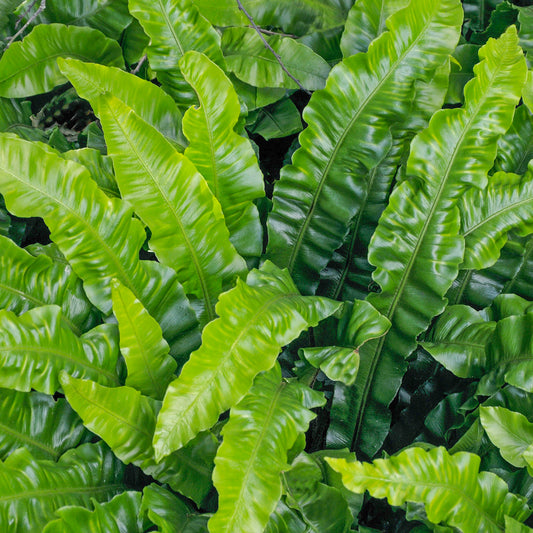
[95,93,246,322]
[0,133,198,357]
[0,305,119,394]
[0,389,85,461]
[154,262,341,459]
[328,446,531,532]
[112,280,177,400]
[128,0,224,105]
[0,442,124,533]
[267,0,462,294]
[60,374,216,506]
[210,365,324,533]
[180,51,264,259]
[0,23,124,97]
[59,58,186,148]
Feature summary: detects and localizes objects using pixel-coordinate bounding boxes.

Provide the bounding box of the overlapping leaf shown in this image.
[0,133,198,357]
[267,0,462,294]
[460,170,533,270]
[348,27,526,457]
[0,389,86,461]
[209,365,324,533]
[221,27,331,91]
[0,442,124,533]
[340,0,408,57]
[328,446,532,532]
[0,23,124,97]
[94,93,246,322]
[58,58,186,149]
[42,491,147,533]
[180,51,264,259]
[153,262,341,459]
[60,374,216,506]
[0,305,119,394]
[128,0,223,105]
[112,281,176,400]
[35,0,132,39]
[0,234,97,335]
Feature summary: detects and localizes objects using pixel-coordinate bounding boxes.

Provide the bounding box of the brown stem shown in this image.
[6,0,46,48]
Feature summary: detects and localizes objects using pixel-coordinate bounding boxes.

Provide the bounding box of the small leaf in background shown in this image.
[247,98,303,140]
[0,24,124,97]
[222,27,331,91]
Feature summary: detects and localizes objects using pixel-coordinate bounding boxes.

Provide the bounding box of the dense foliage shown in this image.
[0,0,532,531]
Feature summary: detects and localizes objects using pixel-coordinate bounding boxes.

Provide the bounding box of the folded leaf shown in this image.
[180,51,264,259]
[480,406,533,467]
[42,491,147,533]
[111,280,177,400]
[94,93,247,322]
[0,234,97,335]
[210,365,324,533]
[0,133,198,358]
[36,0,132,39]
[128,0,224,105]
[0,306,119,394]
[58,58,186,149]
[247,98,303,140]
[154,262,342,459]
[267,0,462,294]
[327,446,531,532]
[0,442,124,533]
[60,374,216,506]
[0,24,124,97]
[221,27,331,91]
[0,389,86,461]
[460,170,533,270]
[351,26,526,457]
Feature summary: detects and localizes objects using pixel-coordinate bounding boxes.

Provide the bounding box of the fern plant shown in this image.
[0,0,532,531]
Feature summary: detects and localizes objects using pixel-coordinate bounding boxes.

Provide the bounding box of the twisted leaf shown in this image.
[221,27,331,91]
[0,24,124,97]
[209,365,324,533]
[327,446,531,532]
[350,27,526,457]
[0,133,198,358]
[111,280,176,400]
[58,58,186,148]
[128,0,223,105]
[154,262,341,459]
[180,51,264,259]
[0,305,119,394]
[0,234,97,335]
[94,93,247,322]
[267,0,462,294]
[460,170,533,270]
[42,491,147,533]
[0,389,86,461]
[60,374,216,506]
[36,0,132,39]
[0,442,124,533]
